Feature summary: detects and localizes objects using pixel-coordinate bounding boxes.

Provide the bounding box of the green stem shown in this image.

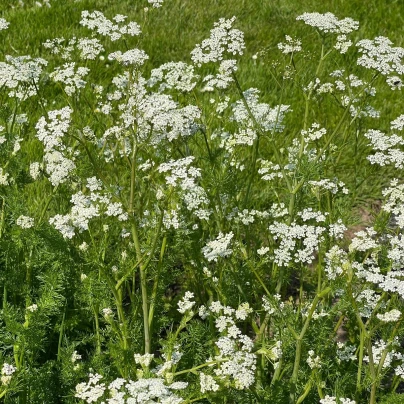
[289,289,329,403]
[37,185,59,225]
[149,235,167,329]
[296,379,313,404]
[57,307,66,361]
[93,304,101,355]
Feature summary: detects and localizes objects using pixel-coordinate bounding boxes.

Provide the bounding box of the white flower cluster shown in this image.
[163,209,181,230]
[0,55,47,100]
[1,363,16,386]
[228,208,270,225]
[202,232,234,262]
[308,178,349,195]
[75,373,106,402]
[148,62,198,92]
[376,309,401,322]
[177,291,195,314]
[35,107,76,186]
[334,34,353,54]
[0,18,9,31]
[357,36,404,77]
[382,179,404,230]
[100,75,201,146]
[363,338,404,370]
[158,157,210,220]
[231,88,290,133]
[296,12,359,34]
[50,62,90,96]
[35,107,72,151]
[353,253,404,301]
[336,342,357,363]
[306,350,321,369]
[148,0,164,8]
[199,301,256,390]
[258,160,283,182]
[27,303,38,312]
[391,114,404,131]
[80,11,141,41]
[348,227,379,252]
[16,215,34,229]
[71,351,82,363]
[0,167,10,185]
[134,353,154,367]
[76,373,187,403]
[108,48,149,67]
[199,372,219,393]
[269,211,336,266]
[277,35,302,54]
[43,37,104,60]
[191,17,245,66]
[262,294,284,316]
[301,123,326,141]
[324,246,348,280]
[49,189,127,239]
[201,59,237,91]
[320,397,356,404]
[365,129,404,168]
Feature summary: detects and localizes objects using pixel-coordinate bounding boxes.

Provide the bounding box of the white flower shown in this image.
[102,307,113,317]
[80,10,141,41]
[86,177,103,191]
[134,353,154,367]
[29,162,41,180]
[1,363,16,376]
[1,363,16,386]
[71,351,82,363]
[75,373,106,402]
[296,12,359,34]
[337,342,357,362]
[50,63,89,96]
[16,215,34,229]
[200,373,219,393]
[0,18,9,31]
[108,48,149,66]
[306,350,321,369]
[335,34,352,54]
[349,227,379,252]
[149,62,198,92]
[177,291,195,314]
[148,0,164,8]
[26,304,38,312]
[386,75,403,90]
[320,397,337,404]
[278,35,302,54]
[0,168,10,185]
[191,17,245,66]
[77,37,104,60]
[301,123,326,141]
[257,246,269,256]
[356,36,404,77]
[202,232,234,262]
[391,114,404,131]
[376,309,401,322]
